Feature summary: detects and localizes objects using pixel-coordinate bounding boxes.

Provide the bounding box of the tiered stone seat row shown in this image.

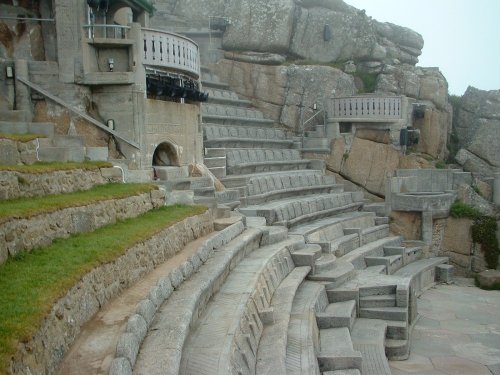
[241,192,364,228]
[202,103,265,119]
[243,173,342,206]
[179,236,301,374]
[131,223,263,375]
[226,149,312,175]
[204,124,293,148]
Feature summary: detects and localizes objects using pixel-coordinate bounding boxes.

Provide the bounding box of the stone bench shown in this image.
[202,103,265,119]
[244,173,343,206]
[179,237,300,375]
[286,281,329,374]
[318,327,363,373]
[256,266,311,374]
[204,124,293,149]
[241,193,364,228]
[130,224,262,375]
[226,149,313,175]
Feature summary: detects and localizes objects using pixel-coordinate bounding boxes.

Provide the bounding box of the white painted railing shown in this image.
[142,28,200,78]
[329,96,403,121]
[83,24,130,39]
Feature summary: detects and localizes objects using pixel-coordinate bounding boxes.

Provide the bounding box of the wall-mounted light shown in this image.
[312,103,317,110]
[6,66,14,78]
[106,119,115,130]
[108,58,114,72]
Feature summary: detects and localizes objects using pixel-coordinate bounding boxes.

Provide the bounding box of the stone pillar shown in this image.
[325,119,339,140]
[494,172,500,206]
[422,210,433,245]
[14,59,32,122]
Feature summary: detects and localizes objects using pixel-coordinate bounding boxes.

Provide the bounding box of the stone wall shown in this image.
[0,190,165,265]
[0,138,38,165]
[0,167,123,200]
[9,210,215,375]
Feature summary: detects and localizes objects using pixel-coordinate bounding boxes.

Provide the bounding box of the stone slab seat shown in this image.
[316,300,357,331]
[243,173,343,206]
[240,193,364,228]
[286,281,329,374]
[226,149,312,175]
[317,327,362,373]
[256,266,311,375]
[132,227,263,375]
[392,257,450,295]
[203,124,294,149]
[351,318,392,375]
[179,237,302,375]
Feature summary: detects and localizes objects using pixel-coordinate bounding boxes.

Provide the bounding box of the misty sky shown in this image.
[345,0,500,95]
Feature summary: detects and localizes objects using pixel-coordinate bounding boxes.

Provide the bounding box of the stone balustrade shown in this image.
[329,96,403,122]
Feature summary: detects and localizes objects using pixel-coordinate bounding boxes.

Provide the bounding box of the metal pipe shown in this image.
[0,16,55,22]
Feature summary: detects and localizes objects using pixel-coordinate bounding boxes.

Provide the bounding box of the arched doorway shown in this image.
[152,142,180,167]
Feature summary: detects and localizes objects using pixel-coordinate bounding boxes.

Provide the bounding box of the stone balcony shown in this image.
[328,95,405,123]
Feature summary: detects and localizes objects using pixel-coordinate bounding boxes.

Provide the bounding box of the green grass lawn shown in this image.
[0,160,112,173]
[0,204,207,374]
[0,183,156,224]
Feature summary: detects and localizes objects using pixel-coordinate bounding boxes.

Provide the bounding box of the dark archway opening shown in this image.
[152,142,180,167]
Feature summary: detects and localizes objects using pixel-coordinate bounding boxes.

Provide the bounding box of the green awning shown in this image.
[115,0,155,16]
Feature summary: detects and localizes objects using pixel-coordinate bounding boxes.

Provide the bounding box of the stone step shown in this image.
[204,156,226,168]
[359,284,397,297]
[213,215,244,231]
[363,265,387,274]
[261,225,289,246]
[385,338,410,360]
[359,306,407,321]
[359,294,396,308]
[193,196,217,207]
[316,300,357,331]
[192,186,215,197]
[362,203,386,216]
[314,253,338,274]
[290,244,322,268]
[351,318,392,375]
[323,370,361,375]
[303,137,330,149]
[318,327,363,373]
[154,166,189,180]
[339,236,402,270]
[364,254,403,274]
[375,216,390,225]
[204,147,226,158]
[208,166,226,179]
[383,246,405,257]
[37,146,86,162]
[0,121,55,137]
[0,109,30,122]
[385,320,409,340]
[308,260,355,289]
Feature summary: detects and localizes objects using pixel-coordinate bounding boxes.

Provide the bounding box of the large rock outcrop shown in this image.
[454,87,500,176]
[154,0,423,65]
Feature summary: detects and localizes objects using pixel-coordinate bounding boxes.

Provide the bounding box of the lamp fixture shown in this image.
[6,66,14,78]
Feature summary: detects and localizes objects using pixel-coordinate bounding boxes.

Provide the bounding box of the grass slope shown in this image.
[0,183,155,224]
[0,161,112,173]
[0,204,207,374]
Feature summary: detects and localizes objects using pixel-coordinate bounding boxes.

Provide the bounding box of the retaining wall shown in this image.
[9,210,215,375]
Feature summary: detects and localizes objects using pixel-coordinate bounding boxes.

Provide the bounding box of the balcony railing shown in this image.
[83,24,130,39]
[142,28,200,78]
[328,96,403,122]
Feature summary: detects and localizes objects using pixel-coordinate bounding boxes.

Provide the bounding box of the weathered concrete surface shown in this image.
[390,279,500,375]
[476,270,500,289]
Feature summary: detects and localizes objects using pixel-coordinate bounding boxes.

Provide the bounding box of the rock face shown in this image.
[454,87,500,176]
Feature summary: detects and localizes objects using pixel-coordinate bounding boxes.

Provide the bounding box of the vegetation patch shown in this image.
[450,200,499,269]
[0,183,156,224]
[0,204,207,374]
[0,133,46,142]
[353,70,377,93]
[0,161,112,173]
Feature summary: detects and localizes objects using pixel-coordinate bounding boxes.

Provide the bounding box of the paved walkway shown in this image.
[390,278,500,375]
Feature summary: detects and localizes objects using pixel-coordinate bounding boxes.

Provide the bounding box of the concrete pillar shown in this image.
[494,172,500,206]
[422,210,433,245]
[325,120,340,140]
[14,59,32,122]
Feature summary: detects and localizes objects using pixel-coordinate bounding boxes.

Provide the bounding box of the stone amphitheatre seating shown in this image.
[240,192,364,228]
[242,172,343,206]
[226,149,313,175]
[204,124,294,149]
[201,103,274,126]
